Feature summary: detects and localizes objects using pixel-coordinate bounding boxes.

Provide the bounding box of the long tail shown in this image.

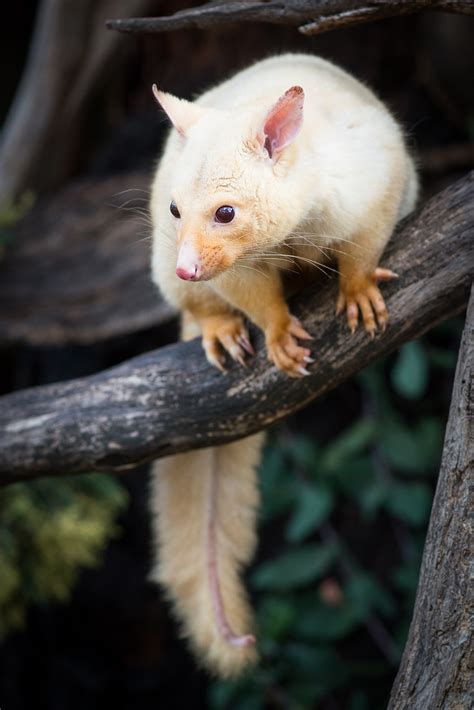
[149,436,263,677]
[149,311,264,677]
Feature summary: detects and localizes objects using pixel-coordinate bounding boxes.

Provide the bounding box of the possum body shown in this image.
[149,53,418,677]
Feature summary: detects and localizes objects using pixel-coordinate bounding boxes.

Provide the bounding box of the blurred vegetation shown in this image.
[0,473,127,638]
[209,319,462,710]
[0,319,462,709]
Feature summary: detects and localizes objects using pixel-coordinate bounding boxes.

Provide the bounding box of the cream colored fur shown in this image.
[149,313,264,677]
[149,53,419,677]
[150,435,263,677]
[151,54,418,316]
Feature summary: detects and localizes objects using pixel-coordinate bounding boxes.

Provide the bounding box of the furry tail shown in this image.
[149,435,263,677]
[150,301,263,677]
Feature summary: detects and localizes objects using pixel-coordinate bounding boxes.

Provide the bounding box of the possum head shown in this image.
[153,84,305,281]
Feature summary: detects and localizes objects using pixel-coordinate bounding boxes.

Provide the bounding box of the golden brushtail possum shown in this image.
[149,54,418,676]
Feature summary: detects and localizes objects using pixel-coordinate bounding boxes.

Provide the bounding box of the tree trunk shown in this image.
[388,286,474,708]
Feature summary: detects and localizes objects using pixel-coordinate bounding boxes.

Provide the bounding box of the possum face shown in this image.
[153,85,304,281]
[167,189,258,282]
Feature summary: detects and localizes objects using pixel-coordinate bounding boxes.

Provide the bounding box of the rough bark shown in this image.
[0,0,155,206]
[388,286,474,709]
[0,173,472,484]
[106,0,474,36]
[0,172,174,346]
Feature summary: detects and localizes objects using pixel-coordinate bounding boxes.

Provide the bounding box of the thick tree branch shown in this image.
[0,173,472,485]
[0,172,175,346]
[388,285,474,709]
[106,1,474,36]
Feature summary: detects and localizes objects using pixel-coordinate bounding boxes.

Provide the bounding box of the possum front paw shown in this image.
[201,314,254,372]
[266,315,313,378]
[336,267,398,336]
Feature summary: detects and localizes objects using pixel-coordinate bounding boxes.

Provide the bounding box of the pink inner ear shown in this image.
[263,86,304,159]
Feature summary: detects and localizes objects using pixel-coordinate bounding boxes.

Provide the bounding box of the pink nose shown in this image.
[176,265,199,281]
[176,241,201,281]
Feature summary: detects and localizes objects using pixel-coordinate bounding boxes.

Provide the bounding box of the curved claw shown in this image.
[238,335,255,356]
[266,315,314,377]
[289,315,313,341]
[201,315,254,371]
[374,267,399,282]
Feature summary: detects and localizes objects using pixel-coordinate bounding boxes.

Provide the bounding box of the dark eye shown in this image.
[215,205,235,223]
[170,200,180,218]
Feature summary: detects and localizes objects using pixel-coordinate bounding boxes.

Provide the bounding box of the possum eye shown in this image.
[215,205,235,223]
[170,200,180,218]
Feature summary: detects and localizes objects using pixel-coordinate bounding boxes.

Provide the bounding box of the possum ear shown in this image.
[152,85,206,137]
[259,86,304,160]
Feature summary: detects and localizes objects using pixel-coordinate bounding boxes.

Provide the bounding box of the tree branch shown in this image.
[388,285,474,708]
[0,173,472,485]
[0,172,175,346]
[105,1,474,36]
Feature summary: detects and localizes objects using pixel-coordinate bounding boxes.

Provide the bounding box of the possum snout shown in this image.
[176,241,201,280]
[176,265,199,281]
[176,238,232,281]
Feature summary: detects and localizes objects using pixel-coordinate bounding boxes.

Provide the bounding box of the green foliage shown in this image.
[391,341,429,399]
[252,543,340,592]
[0,473,127,638]
[209,322,462,709]
[286,483,334,542]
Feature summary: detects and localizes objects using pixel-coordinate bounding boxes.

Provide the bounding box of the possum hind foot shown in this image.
[336,267,399,336]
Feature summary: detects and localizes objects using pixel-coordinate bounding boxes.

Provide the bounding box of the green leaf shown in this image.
[391,341,429,399]
[385,482,432,527]
[283,643,342,677]
[346,572,396,619]
[258,597,297,640]
[283,644,349,700]
[286,484,334,542]
[379,418,440,474]
[286,436,320,472]
[259,447,296,521]
[357,482,388,519]
[293,602,361,641]
[252,543,339,591]
[320,419,376,473]
[330,456,375,496]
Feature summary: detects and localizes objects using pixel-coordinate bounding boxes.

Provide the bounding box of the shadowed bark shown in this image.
[106,0,474,36]
[0,172,174,346]
[0,172,472,484]
[388,285,474,709]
